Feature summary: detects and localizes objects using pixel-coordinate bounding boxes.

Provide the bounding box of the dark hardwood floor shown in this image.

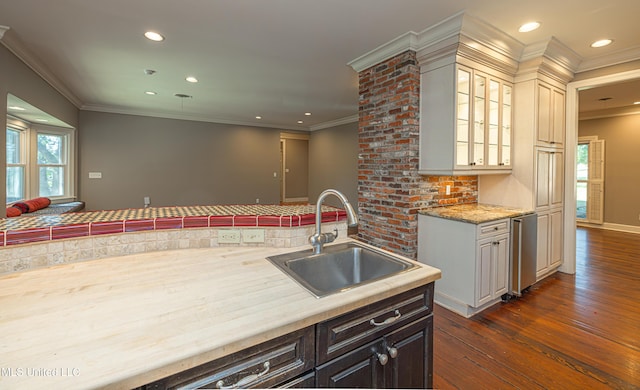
[432,227,640,389]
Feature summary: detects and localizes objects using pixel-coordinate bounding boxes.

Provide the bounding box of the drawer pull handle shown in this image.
[387,346,399,358]
[370,310,401,327]
[377,353,389,366]
[216,361,270,389]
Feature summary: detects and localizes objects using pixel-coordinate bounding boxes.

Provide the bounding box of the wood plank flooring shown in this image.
[432,227,640,389]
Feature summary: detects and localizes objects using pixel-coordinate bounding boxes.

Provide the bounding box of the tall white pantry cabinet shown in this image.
[480,74,567,281]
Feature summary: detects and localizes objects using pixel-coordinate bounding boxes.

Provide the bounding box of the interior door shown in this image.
[280,133,309,203]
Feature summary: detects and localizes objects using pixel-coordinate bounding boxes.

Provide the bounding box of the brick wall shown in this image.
[357,50,477,259]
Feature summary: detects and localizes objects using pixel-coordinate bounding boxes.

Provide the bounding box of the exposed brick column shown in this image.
[357,51,422,259]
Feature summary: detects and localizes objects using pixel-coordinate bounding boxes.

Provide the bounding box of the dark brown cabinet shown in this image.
[139,283,434,389]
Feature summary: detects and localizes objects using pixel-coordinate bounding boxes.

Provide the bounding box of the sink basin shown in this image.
[266,242,417,298]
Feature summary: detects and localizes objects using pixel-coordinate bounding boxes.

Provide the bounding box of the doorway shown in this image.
[280,132,309,204]
[564,68,640,275]
[576,136,604,224]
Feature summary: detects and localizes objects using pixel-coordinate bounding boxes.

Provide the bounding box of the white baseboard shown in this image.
[577,221,640,234]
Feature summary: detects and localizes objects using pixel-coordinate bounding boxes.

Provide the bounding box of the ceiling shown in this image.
[1,0,640,130]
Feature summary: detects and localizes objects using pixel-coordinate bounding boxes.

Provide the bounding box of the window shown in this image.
[6,127,26,203]
[6,118,75,204]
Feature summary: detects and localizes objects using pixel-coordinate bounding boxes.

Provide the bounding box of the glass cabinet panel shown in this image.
[488,80,500,166]
[501,85,512,166]
[456,68,471,166]
[473,74,485,166]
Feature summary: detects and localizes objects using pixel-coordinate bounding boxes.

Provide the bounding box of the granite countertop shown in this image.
[0,239,441,390]
[419,203,533,224]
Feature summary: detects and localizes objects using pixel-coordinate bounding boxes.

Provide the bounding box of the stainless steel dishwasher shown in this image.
[508,213,537,297]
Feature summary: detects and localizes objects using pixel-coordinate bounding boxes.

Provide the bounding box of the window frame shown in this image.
[6,117,76,204]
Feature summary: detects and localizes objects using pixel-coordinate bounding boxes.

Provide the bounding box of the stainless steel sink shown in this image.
[266,242,417,298]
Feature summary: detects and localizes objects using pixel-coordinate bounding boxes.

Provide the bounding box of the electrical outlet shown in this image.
[88,172,102,179]
[143,196,150,207]
[445,185,451,195]
[219,230,241,243]
[256,198,260,204]
[242,229,265,243]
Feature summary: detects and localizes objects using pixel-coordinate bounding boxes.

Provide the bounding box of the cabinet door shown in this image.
[537,83,552,144]
[550,150,564,207]
[475,238,493,306]
[385,316,433,389]
[549,209,564,268]
[472,73,486,166]
[500,84,512,166]
[536,213,550,277]
[551,88,565,145]
[315,339,385,388]
[492,235,509,298]
[536,150,551,208]
[456,67,472,167]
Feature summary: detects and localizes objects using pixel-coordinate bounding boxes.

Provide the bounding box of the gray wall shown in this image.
[579,114,640,227]
[79,111,283,210]
[308,122,358,210]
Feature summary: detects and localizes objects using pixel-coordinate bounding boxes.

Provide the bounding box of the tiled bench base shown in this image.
[0,204,348,276]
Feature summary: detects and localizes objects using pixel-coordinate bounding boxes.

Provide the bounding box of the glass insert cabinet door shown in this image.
[455,64,513,170]
[456,68,471,166]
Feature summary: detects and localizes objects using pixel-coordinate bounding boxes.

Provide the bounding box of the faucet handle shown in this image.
[323,229,338,244]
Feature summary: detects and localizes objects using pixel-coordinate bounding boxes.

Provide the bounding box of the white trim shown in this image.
[564,68,640,275]
[309,115,358,131]
[578,222,640,235]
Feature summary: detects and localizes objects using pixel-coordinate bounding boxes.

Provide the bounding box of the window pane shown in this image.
[7,166,25,202]
[6,129,21,164]
[576,143,589,181]
[39,166,64,197]
[37,134,63,164]
[576,182,587,219]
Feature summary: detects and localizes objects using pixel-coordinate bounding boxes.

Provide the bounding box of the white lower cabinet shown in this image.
[476,234,509,307]
[418,215,510,317]
[536,208,563,279]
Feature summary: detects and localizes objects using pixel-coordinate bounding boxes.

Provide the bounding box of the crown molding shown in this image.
[309,114,358,131]
[576,45,640,73]
[0,26,83,108]
[80,104,310,131]
[0,25,9,40]
[348,12,524,75]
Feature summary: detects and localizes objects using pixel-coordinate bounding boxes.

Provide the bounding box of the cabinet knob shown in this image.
[387,346,399,359]
[377,353,389,366]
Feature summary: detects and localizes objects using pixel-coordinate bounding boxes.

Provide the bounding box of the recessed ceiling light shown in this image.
[518,22,541,33]
[297,120,304,124]
[174,93,192,98]
[35,119,48,122]
[186,76,198,83]
[145,91,157,95]
[144,31,164,42]
[304,112,312,116]
[634,101,640,105]
[144,69,157,76]
[8,106,26,111]
[591,39,613,48]
[255,116,262,119]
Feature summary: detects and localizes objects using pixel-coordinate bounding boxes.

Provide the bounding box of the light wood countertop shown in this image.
[0,239,440,390]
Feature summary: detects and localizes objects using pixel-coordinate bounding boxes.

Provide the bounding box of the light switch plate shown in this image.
[242,229,265,243]
[88,172,102,179]
[219,230,241,243]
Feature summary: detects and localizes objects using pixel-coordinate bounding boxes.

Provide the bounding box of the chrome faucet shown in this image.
[309,189,359,254]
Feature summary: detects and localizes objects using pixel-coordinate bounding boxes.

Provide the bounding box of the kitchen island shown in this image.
[0,238,440,389]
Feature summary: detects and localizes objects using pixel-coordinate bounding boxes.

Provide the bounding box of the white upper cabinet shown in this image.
[536,82,565,147]
[421,63,513,175]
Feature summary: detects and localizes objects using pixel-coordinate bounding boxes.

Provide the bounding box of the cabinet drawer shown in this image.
[316,284,434,365]
[477,219,510,239]
[143,326,314,389]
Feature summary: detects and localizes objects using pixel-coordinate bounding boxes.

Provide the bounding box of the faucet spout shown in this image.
[309,189,358,254]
